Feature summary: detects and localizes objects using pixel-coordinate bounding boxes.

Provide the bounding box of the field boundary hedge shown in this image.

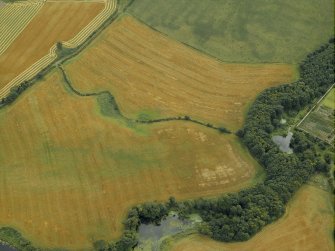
[59,65,231,133]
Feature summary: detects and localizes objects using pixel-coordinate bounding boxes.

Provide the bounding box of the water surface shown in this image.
[0,244,16,251]
[272,132,293,154]
[137,214,195,251]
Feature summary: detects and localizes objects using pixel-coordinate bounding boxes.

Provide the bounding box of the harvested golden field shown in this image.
[0,1,104,90]
[170,185,334,251]
[0,0,44,56]
[0,70,260,250]
[65,15,297,131]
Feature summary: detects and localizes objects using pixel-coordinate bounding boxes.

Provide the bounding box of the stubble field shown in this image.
[65,16,296,131]
[0,70,261,250]
[0,1,104,90]
[0,1,330,250]
[0,0,44,56]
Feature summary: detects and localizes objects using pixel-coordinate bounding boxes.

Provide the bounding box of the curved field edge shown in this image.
[0,0,332,249]
[0,38,333,251]
[63,15,297,131]
[79,39,335,249]
[0,0,115,98]
[167,184,334,251]
[0,68,261,250]
[58,65,231,133]
[127,0,334,64]
[0,0,134,108]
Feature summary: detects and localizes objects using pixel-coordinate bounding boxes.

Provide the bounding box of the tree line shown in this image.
[0,38,333,251]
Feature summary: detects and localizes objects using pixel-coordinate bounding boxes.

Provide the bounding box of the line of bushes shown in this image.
[59,65,231,133]
[0,69,49,108]
[136,115,230,133]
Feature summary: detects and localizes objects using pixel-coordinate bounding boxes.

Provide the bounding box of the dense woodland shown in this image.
[0,37,333,251]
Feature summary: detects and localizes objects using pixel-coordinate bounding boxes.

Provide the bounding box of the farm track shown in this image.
[58,65,231,133]
[0,0,117,98]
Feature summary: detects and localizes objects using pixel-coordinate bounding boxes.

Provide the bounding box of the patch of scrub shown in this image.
[272,132,293,154]
[96,92,122,118]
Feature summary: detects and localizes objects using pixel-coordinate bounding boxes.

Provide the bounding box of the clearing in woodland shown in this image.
[64,16,297,131]
[128,0,334,63]
[169,184,334,251]
[0,70,261,250]
[0,1,104,91]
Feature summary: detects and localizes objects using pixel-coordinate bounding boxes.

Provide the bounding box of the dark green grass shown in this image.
[128,0,334,63]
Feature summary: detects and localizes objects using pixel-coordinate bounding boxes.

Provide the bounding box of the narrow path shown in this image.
[58,65,231,133]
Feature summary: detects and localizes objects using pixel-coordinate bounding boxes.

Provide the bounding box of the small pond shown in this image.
[0,244,16,251]
[272,131,293,154]
[136,214,199,251]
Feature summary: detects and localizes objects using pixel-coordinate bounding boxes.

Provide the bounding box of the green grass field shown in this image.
[322,88,335,109]
[128,0,334,63]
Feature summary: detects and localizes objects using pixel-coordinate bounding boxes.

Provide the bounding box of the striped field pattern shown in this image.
[0,70,259,249]
[0,0,44,56]
[65,16,296,130]
[0,0,116,99]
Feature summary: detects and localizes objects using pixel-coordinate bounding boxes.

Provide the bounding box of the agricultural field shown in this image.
[169,184,334,251]
[322,88,335,109]
[128,0,334,63]
[0,70,261,249]
[65,16,296,131]
[0,0,105,93]
[0,0,44,56]
[298,88,335,144]
[0,0,333,250]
